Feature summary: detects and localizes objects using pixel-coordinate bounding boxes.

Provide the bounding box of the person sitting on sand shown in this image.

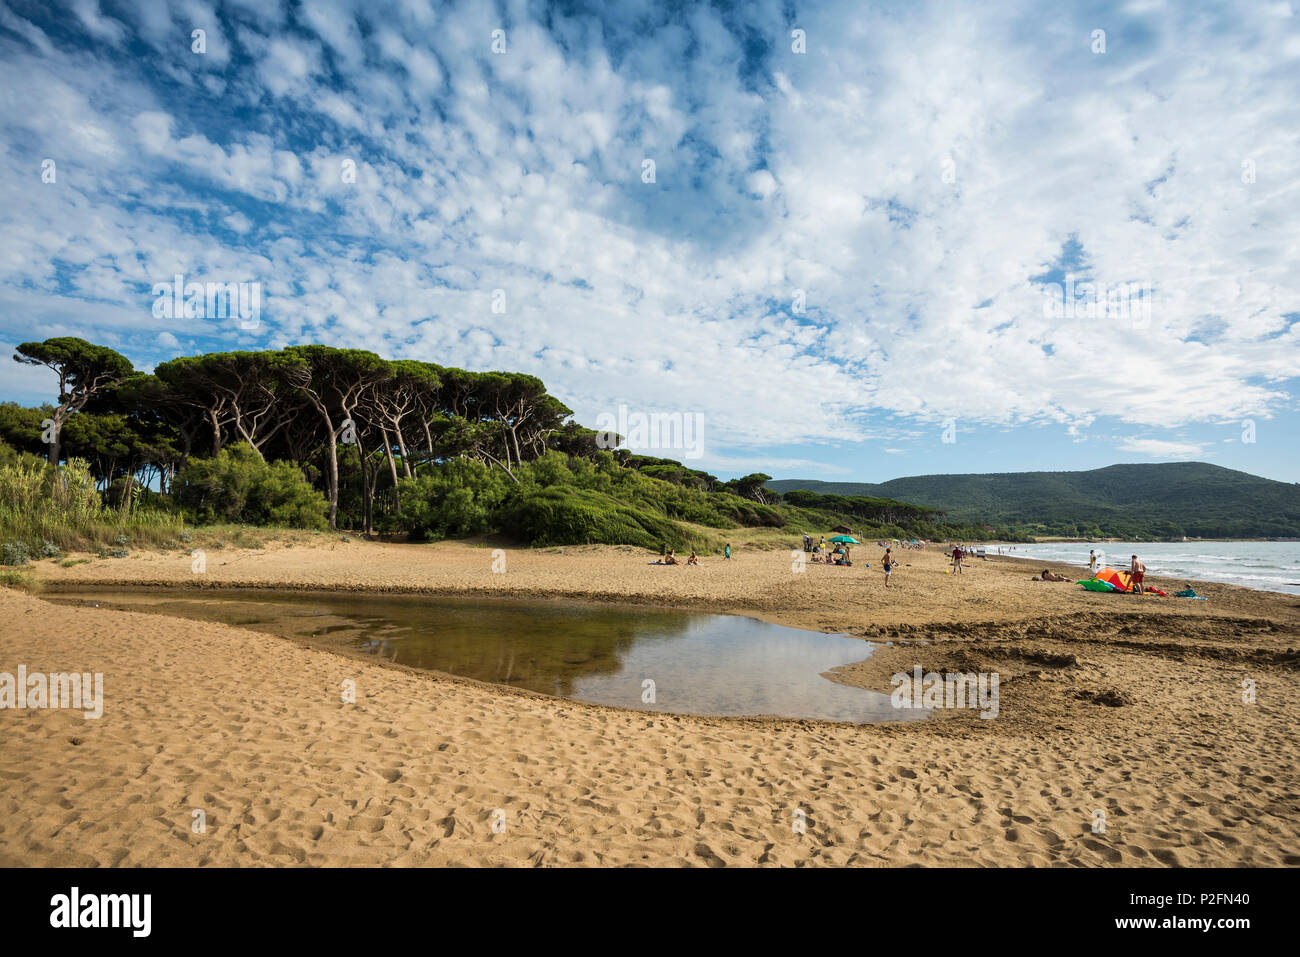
[1040,569,1070,582]
[686,551,699,565]
[663,550,679,565]
[1130,554,1146,593]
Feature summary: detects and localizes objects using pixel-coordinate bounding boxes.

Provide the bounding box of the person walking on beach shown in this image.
[1130,554,1146,593]
[951,544,964,574]
[881,546,893,587]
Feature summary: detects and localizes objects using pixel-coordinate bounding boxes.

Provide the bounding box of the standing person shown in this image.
[881,546,893,587]
[1088,549,1098,576]
[951,544,964,574]
[1130,554,1146,593]
[724,543,732,560]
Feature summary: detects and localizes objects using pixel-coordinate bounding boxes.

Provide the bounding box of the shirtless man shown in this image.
[1130,554,1146,593]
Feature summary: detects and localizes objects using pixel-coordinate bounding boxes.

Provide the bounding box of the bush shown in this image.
[173,443,327,529]
[2,542,30,565]
[502,486,688,549]
[397,459,512,540]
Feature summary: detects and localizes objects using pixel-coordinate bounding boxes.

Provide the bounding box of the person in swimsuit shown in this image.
[882,547,893,587]
[1130,555,1146,593]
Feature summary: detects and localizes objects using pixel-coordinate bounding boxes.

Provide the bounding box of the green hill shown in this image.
[767,463,1300,539]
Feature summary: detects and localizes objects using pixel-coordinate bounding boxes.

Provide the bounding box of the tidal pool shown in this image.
[46,588,922,723]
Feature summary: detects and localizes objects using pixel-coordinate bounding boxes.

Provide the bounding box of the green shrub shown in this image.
[502,486,688,549]
[397,459,512,540]
[2,541,30,565]
[173,443,327,529]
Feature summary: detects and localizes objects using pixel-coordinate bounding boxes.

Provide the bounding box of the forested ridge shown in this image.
[1,338,1012,557]
[769,463,1300,539]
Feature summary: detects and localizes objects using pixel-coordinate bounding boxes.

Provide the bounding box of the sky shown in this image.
[1,0,1298,483]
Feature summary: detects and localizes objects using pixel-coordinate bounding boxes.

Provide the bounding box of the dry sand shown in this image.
[2,540,1298,866]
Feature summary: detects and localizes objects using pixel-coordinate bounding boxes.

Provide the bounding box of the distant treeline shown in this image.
[1,338,1016,551]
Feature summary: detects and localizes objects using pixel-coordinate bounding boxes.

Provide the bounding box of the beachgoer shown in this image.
[724,543,731,560]
[951,545,963,574]
[1130,555,1146,593]
[882,547,893,586]
[1041,569,1069,582]
[1088,550,1098,576]
[687,551,699,565]
[663,550,679,565]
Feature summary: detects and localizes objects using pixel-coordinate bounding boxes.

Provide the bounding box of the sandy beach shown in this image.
[2,541,1297,866]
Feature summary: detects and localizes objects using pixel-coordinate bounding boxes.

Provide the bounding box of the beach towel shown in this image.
[1078,578,1120,592]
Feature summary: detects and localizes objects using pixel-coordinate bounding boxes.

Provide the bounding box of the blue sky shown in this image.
[1,0,1298,483]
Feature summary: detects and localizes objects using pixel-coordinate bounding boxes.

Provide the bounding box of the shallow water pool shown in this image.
[46,588,922,724]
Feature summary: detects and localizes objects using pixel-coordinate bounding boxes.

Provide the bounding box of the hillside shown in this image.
[768,463,1300,539]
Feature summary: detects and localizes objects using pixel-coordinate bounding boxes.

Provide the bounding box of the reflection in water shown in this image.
[46,588,924,723]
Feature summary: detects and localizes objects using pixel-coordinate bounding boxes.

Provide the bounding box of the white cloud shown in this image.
[1117,437,1207,458]
[1,0,1298,464]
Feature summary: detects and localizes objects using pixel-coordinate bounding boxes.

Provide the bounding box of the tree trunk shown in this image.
[381,426,400,510]
[48,410,64,469]
[209,409,223,456]
[395,424,413,478]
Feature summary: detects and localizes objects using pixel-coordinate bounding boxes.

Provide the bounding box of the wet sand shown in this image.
[2,541,1297,866]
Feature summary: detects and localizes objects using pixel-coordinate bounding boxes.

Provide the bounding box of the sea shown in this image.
[995,541,1300,596]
